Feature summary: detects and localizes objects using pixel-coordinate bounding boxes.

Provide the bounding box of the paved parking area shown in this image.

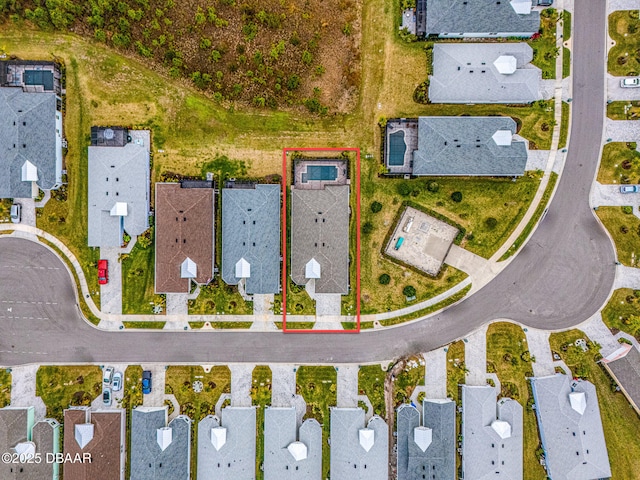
[141,364,166,407]
[423,349,447,399]
[523,328,555,377]
[99,247,122,315]
[607,74,640,101]
[464,326,488,386]
[337,365,358,407]
[229,364,253,407]
[605,119,640,142]
[271,364,296,407]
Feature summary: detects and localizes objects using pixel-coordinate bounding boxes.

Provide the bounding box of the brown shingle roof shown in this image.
[63,408,124,480]
[154,183,214,293]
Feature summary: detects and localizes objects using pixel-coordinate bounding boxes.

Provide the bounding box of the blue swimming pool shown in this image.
[305,165,338,181]
[388,131,407,166]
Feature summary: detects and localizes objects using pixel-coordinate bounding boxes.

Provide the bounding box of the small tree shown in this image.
[426,181,440,193]
[403,285,416,297]
[362,222,374,234]
[451,191,463,203]
[378,274,391,285]
[397,182,411,196]
[485,217,498,229]
[370,201,383,213]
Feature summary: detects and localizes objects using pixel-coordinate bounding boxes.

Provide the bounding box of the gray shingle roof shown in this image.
[329,408,388,480]
[429,43,543,104]
[291,185,350,294]
[413,116,528,176]
[130,407,191,480]
[264,407,322,480]
[425,0,540,37]
[0,88,61,198]
[530,374,611,480]
[396,400,456,480]
[0,407,60,480]
[197,409,256,480]
[87,130,150,247]
[221,184,281,294]
[461,386,523,480]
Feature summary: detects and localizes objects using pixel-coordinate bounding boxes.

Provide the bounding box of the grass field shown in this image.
[358,365,386,416]
[601,288,640,341]
[122,321,166,329]
[165,366,231,422]
[296,366,336,478]
[121,240,165,314]
[486,323,545,480]
[608,10,640,76]
[563,10,571,41]
[0,370,11,408]
[549,329,640,478]
[531,9,559,79]
[36,365,102,422]
[499,173,558,261]
[393,355,425,408]
[597,142,640,184]
[558,102,570,149]
[252,366,271,480]
[607,100,640,120]
[188,281,253,315]
[596,206,640,266]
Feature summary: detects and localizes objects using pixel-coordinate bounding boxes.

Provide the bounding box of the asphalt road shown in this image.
[0,1,615,365]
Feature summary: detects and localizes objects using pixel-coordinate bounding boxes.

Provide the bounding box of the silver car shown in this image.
[10,203,21,224]
[102,387,112,407]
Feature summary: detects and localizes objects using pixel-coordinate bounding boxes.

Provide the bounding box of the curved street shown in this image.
[0,1,616,365]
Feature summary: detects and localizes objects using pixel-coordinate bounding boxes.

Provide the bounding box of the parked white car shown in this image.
[112,372,122,392]
[102,366,114,385]
[10,203,21,224]
[621,77,640,88]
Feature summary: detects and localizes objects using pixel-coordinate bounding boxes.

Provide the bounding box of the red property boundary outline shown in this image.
[281,147,361,334]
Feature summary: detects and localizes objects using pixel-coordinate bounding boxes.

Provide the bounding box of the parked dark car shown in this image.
[142,370,152,394]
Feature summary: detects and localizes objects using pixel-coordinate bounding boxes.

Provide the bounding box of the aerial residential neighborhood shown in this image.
[1,0,640,479]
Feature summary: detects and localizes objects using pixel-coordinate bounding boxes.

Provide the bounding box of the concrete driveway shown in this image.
[608,0,640,14]
[591,182,640,207]
[605,119,640,142]
[99,247,122,315]
[141,364,166,407]
[607,74,640,101]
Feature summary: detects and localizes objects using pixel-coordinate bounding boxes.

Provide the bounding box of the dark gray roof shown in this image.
[530,374,611,480]
[0,407,60,480]
[291,185,350,294]
[0,88,61,198]
[425,0,540,37]
[604,345,640,414]
[130,407,191,480]
[221,185,281,294]
[264,407,322,480]
[396,400,456,480]
[87,130,150,247]
[429,43,542,104]
[329,408,388,480]
[461,386,523,480]
[197,409,256,480]
[413,117,528,176]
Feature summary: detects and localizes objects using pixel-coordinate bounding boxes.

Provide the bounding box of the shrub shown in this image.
[622,205,633,214]
[426,181,440,193]
[485,217,498,229]
[403,285,416,297]
[396,182,412,196]
[451,191,463,203]
[362,222,374,234]
[370,201,383,213]
[378,274,391,285]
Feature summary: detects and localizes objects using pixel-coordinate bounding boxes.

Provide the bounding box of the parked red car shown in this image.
[98,259,108,285]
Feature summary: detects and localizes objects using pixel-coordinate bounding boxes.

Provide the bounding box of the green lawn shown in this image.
[562,47,571,79]
[379,284,471,326]
[563,10,572,40]
[559,103,570,149]
[393,355,425,408]
[36,366,102,422]
[252,366,272,480]
[122,321,166,329]
[601,288,640,341]
[549,330,640,478]
[165,366,231,422]
[608,10,640,76]
[211,321,253,329]
[0,370,11,408]
[296,366,337,478]
[607,100,640,120]
[341,321,374,330]
[358,365,386,416]
[486,323,545,480]
[284,279,316,315]
[499,173,558,261]
[597,142,640,184]
[531,9,559,79]
[188,281,253,315]
[121,239,165,314]
[596,206,640,266]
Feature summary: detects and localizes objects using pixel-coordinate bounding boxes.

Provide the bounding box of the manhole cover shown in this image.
[193,381,203,393]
